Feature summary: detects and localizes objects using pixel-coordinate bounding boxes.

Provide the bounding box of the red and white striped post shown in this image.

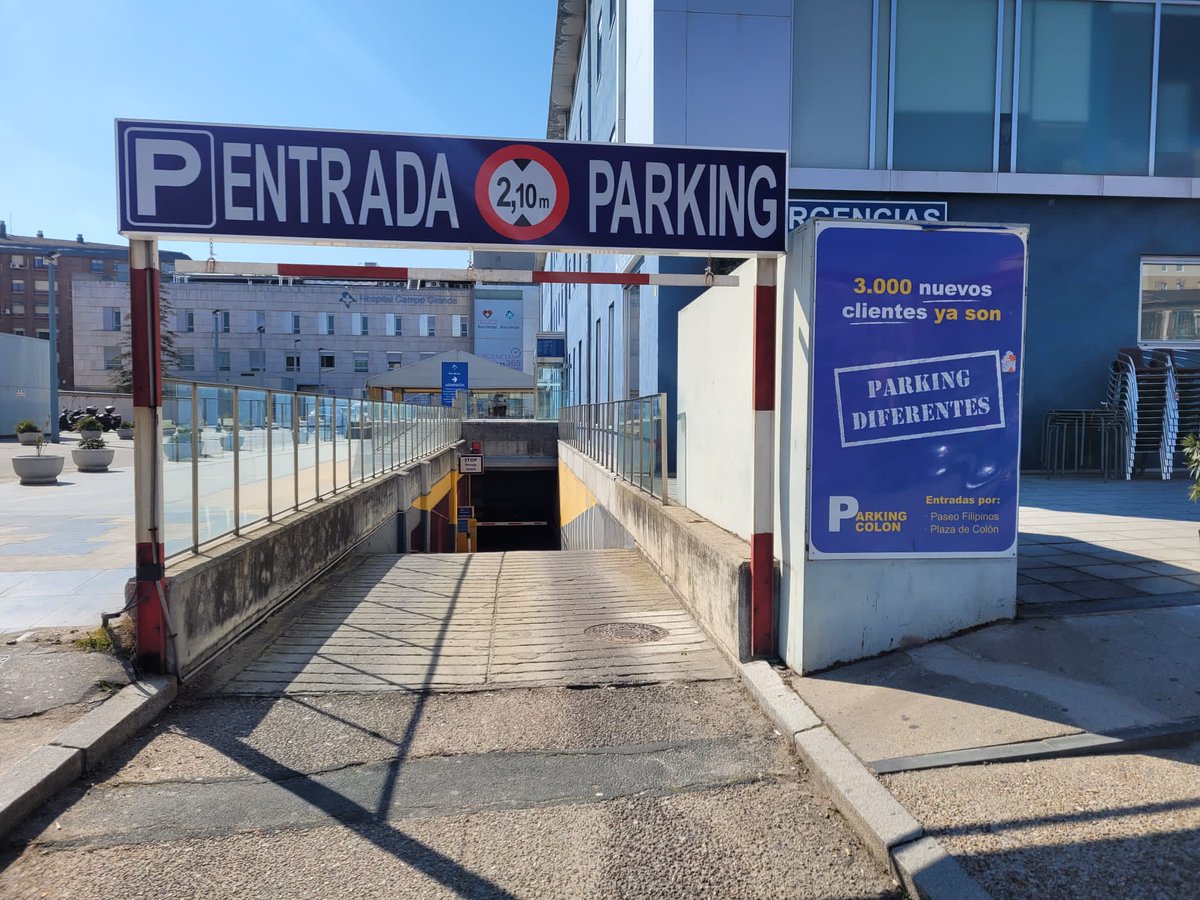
[130,239,169,673]
[750,256,778,657]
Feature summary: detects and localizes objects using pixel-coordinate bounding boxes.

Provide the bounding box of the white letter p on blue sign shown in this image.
[829,496,859,532]
[123,126,215,229]
[136,139,201,216]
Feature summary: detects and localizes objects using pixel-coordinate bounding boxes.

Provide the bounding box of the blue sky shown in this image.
[0,0,557,267]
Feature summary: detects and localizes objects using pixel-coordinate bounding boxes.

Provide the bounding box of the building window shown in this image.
[177,352,195,372]
[103,346,122,369]
[34,257,46,269]
[180,310,195,333]
[1140,258,1200,344]
[291,312,301,334]
[320,353,335,370]
[1155,5,1200,177]
[217,350,231,372]
[386,352,403,370]
[12,327,24,336]
[91,259,104,273]
[595,10,603,81]
[386,313,403,336]
[11,279,24,292]
[34,304,49,316]
[34,280,48,293]
[215,310,230,333]
[1018,0,1154,176]
[249,349,265,372]
[893,0,997,172]
[285,354,301,372]
[353,351,369,373]
[9,255,25,269]
[103,307,122,331]
[352,313,369,336]
[452,315,469,338]
[11,302,24,315]
[323,312,336,335]
[420,314,435,337]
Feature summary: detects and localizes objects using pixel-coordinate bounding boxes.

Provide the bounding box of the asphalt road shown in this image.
[0,681,899,898]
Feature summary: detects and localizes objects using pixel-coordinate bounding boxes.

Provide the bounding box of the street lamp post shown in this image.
[257,325,266,385]
[317,346,326,393]
[46,252,61,442]
[212,308,225,382]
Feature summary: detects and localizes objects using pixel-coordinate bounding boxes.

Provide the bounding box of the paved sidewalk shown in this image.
[789,475,1200,898]
[0,434,134,634]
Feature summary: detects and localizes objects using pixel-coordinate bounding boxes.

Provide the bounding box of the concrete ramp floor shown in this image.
[222,550,730,693]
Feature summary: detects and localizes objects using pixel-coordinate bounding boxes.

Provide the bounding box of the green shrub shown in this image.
[119,419,135,429]
[78,436,107,450]
[77,416,102,432]
[1184,434,1200,502]
[15,420,41,434]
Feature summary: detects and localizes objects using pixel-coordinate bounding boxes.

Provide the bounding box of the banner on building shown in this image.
[117,119,787,254]
[807,222,1027,559]
[788,196,948,230]
[474,297,524,371]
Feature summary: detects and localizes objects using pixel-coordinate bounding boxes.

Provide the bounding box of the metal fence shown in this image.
[558,394,668,503]
[161,379,461,558]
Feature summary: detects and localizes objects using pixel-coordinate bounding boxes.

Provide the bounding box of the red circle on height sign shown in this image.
[474,144,570,242]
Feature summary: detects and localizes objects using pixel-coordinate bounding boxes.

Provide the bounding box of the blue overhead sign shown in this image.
[116,119,787,254]
[441,362,468,407]
[807,222,1027,559]
[788,198,948,230]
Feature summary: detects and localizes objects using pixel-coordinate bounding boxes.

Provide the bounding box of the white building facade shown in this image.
[72,278,474,395]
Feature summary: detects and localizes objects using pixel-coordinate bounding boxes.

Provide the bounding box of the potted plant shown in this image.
[164,427,193,462]
[116,419,135,440]
[72,436,115,472]
[77,416,103,441]
[15,419,43,446]
[11,435,65,485]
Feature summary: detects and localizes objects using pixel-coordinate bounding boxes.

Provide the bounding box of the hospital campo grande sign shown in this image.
[116,120,787,255]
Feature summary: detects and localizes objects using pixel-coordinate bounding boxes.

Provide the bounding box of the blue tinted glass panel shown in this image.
[893,0,997,171]
[1156,7,1200,177]
[1017,0,1153,175]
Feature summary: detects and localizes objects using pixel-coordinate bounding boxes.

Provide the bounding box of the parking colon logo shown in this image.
[123,127,216,229]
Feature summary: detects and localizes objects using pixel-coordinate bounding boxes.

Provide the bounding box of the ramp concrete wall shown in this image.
[677,259,756,541]
[558,442,751,661]
[462,420,557,468]
[162,445,459,681]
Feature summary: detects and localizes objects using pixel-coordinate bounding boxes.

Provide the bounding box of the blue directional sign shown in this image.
[441,362,468,407]
[807,223,1027,559]
[116,119,787,254]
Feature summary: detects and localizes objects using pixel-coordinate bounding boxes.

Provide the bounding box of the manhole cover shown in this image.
[584,623,669,644]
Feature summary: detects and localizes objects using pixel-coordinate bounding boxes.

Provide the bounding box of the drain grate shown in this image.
[584,623,669,644]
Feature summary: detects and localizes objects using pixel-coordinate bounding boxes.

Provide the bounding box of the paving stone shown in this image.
[1055,579,1145,601]
[1121,576,1199,596]
[1022,567,1084,584]
[1016,583,1081,604]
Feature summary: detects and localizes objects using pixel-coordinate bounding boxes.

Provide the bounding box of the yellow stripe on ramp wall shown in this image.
[558,460,597,527]
[412,470,457,511]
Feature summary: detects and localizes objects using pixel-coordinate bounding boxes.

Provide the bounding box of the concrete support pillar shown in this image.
[751,256,777,656]
[130,239,169,673]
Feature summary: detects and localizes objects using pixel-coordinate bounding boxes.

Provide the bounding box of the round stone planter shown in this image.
[11,455,65,485]
[117,428,134,440]
[79,429,102,441]
[16,431,43,446]
[71,447,115,473]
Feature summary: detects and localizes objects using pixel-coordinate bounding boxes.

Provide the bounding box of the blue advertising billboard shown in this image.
[116,120,786,255]
[441,362,468,407]
[807,223,1027,558]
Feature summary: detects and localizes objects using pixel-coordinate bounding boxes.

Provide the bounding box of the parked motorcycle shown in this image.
[97,405,121,431]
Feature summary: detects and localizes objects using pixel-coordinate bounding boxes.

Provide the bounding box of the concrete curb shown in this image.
[0,675,176,842]
[738,661,991,900]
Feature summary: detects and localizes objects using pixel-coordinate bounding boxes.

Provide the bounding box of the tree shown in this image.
[110,282,181,392]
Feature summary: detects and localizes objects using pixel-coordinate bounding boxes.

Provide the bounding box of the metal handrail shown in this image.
[558,394,669,504]
[162,378,461,559]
